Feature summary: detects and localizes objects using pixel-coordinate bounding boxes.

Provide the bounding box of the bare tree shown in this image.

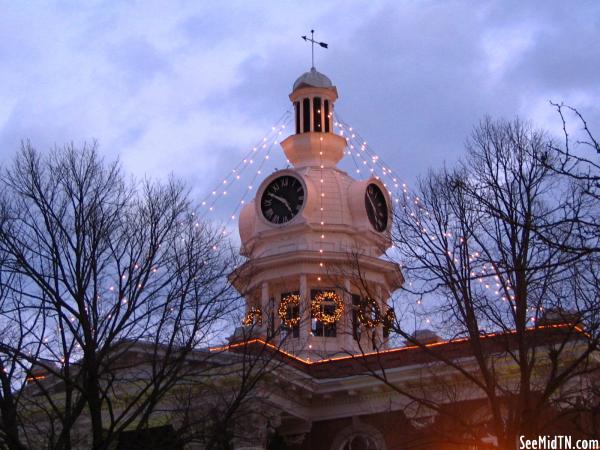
[0,142,243,449]
[0,246,31,450]
[537,102,600,439]
[340,117,600,449]
[181,332,287,450]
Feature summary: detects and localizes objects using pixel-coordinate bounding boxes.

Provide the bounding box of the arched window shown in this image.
[352,294,361,340]
[331,422,386,450]
[313,97,322,132]
[311,289,337,338]
[281,291,300,338]
[341,434,379,450]
[294,101,300,134]
[302,98,310,132]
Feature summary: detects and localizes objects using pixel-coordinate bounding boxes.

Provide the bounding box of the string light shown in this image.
[224,126,284,228]
[334,115,526,325]
[185,105,525,335]
[199,111,291,221]
[318,136,326,271]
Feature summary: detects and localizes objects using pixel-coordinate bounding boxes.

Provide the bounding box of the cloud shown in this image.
[0,0,598,216]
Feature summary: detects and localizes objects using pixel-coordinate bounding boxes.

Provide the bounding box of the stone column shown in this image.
[232,411,268,450]
[261,282,269,334]
[299,274,309,350]
[299,98,305,133]
[343,278,353,351]
[308,96,314,132]
[376,284,384,345]
[232,407,281,450]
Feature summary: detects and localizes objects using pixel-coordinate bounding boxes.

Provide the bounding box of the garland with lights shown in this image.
[242,305,263,326]
[278,294,301,328]
[383,307,395,329]
[356,297,382,328]
[311,291,344,325]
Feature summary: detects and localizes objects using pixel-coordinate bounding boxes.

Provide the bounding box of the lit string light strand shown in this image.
[199,111,292,222]
[333,115,520,323]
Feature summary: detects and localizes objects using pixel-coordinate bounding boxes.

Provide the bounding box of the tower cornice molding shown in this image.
[230,249,403,293]
[281,132,346,168]
[289,85,338,103]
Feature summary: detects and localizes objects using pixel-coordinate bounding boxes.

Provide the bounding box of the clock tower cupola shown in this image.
[232,66,403,359]
[283,68,346,168]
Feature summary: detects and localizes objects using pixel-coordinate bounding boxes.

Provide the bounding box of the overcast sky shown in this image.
[1,1,599,223]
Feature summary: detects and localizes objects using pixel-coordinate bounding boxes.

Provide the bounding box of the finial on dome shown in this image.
[301,29,328,70]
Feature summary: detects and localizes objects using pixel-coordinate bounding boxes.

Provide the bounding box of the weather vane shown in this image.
[301,29,328,69]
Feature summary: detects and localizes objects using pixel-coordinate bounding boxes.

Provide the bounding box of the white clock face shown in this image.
[260,175,305,224]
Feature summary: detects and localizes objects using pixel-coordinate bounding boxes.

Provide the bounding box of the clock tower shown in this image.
[232,67,403,359]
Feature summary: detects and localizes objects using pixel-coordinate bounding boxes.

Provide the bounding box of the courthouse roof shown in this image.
[214,323,590,380]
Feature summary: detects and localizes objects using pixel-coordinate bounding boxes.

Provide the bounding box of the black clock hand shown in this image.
[367,192,377,212]
[268,192,293,213]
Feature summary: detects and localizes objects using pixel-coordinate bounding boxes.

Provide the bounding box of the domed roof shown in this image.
[293,67,333,91]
